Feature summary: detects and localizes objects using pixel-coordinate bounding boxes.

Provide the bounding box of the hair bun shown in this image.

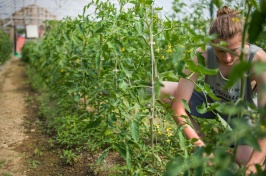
[217,6,239,17]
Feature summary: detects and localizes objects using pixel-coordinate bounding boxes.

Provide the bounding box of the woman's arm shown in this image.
[171,48,206,147]
[246,49,266,174]
[172,75,205,147]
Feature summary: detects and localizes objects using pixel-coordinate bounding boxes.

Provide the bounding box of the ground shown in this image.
[0,57,96,176]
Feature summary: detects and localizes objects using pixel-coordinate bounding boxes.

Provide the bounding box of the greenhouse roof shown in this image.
[0,0,176,20]
[0,0,93,20]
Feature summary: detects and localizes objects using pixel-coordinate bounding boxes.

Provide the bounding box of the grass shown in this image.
[0,159,6,168]
[29,159,40,169]
[2,173,11,176]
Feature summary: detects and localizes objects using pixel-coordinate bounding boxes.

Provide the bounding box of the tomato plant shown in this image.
[0,28,12,65]
[22,0,266,175]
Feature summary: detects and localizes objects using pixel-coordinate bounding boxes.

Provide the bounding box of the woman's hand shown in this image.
[245,164,257,175]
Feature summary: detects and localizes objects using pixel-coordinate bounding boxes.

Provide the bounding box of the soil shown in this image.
[0,57,98,176]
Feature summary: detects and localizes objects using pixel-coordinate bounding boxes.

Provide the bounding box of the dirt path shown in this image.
[0,57,27,176]
[0,57,97,176]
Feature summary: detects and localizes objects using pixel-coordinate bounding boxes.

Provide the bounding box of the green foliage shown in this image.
[29,159,40,169]
[34,147,44,157]
[248,10,266,44]
[60,149,78,165]
[224,61,252,89]
[21,40,37,62]
[0,160,6,168]
[0,28,12,64]
[23,0,266,175]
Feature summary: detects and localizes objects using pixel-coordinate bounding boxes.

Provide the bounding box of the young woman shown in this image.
[161,6,266,174]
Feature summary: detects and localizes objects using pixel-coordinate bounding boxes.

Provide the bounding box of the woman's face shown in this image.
[213,34,243,66]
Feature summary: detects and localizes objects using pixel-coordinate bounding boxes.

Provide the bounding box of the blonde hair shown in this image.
[209,6,242,41]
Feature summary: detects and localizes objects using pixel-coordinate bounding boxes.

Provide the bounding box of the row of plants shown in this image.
[0,28,12,65]
[22,0,266,175]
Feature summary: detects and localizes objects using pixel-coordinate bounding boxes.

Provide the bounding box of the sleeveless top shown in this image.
[205,44,262,105]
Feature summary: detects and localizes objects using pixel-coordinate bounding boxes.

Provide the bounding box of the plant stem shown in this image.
[209,43,240,56]
[233,1,252,162]
[239,2,251,101]
[147,8,156,149]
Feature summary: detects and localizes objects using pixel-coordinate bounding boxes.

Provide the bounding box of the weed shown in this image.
[34,147,43,157]
[29,159,40,169]
[48,138,55,148]
[2,173,11,176]
[0,160,6,168]
[24,95,33,103]
[60,149,77,165]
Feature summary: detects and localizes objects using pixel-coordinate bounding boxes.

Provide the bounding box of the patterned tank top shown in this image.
[205,44,261,105]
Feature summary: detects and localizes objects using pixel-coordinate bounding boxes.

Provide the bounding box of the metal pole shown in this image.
[13,0,16,54]
[23,0,27,38]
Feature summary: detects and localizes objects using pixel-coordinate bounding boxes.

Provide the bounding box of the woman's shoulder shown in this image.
[251,45,266,63]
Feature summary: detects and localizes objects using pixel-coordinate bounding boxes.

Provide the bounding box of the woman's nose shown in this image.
[224,52,232,61]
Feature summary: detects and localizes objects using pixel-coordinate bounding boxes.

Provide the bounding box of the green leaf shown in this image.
[155,7,163,11]
[216,102,239,116]
[139,0,153,5]
[248,10,265,43]
[216,114,232,131]
[187,60,218,75]
[249,0,258,8]
[231,119,261,150]
[97,147,110,164]
[206,102,220,111]
[94,25,105,34]
[126,144,132,169]
[253,61,266,75]
[63,33,70,40]
[194,165,203,176]
[196,51,205,67]
[106,114,117,127]
[106,41,115,49]
[155,79,163,99]
[209,1,214,19]
[135,21,143,35]
[245,134,261,151]
[163,71,179,81]
[74,93,80,102]
[212,0,222,8]
[215,169,235,176]
[130,121,139,142]
[181,99,191,113]
[260,0,266,15]
[164,21,172,29]
[67,87,79,94]
[137,88,146,102]
[119,80,128,91]
[175,59,187,78]
[76,23,83,33]
[95,49,102,70]
[120,63,132,78]
[87,117,102,129]
[178,130,186,151]
[154,154,162,165]
[115,144,126,159]
[113,38,123,48]
[210,0,222,17]
[204,83,220,101]
[163,156,184,176]
[224,61,251,89]
[196,103,207,114]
